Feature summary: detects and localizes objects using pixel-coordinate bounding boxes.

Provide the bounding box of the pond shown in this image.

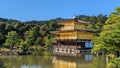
[0,50,107,68]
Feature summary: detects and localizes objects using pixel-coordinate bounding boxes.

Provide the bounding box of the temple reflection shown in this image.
[52,53,93,68]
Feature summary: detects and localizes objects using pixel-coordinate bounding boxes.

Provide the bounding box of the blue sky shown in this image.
[0,0,120,21]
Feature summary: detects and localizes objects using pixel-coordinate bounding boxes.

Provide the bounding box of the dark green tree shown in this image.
[4,31,21,50]
[0,33,4,46]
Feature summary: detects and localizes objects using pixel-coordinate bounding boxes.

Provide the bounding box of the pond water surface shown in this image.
[0,50,106,68]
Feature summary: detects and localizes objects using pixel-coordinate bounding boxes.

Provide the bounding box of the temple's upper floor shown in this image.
[59,19,90,31]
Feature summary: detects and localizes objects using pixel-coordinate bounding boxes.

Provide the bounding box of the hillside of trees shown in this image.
[0,14,107,54]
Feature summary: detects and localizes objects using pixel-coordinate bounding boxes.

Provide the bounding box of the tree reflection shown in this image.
[92,55,106,68]
[0,51,107,68]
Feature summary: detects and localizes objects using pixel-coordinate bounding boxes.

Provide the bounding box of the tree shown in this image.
[0,33,4,46]
[93,7,120,67]
[4,31,21,49]
[93,30,120,53]
[20,39,31,52]
[27,25,40,46]
[93,7,120,57]
[45,36,52,47]
[0,33,3,41]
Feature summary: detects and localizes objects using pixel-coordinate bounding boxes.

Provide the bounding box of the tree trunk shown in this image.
[116,51,119,57]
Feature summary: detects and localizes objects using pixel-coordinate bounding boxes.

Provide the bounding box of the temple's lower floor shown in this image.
[53,40,93,54]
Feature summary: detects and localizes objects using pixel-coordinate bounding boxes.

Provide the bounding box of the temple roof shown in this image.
[51,30,94,34]
[59,19,91,25]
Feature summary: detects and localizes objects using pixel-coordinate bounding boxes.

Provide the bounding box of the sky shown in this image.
[0,0,120,22]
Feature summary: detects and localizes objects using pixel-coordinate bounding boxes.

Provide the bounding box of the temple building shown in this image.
[52,18,94,53]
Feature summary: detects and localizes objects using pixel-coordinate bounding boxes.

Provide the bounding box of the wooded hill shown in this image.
[0,14,107,52]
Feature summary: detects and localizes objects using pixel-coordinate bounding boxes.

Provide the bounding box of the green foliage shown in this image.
[93,8,120,67]
[93,7,120,54]
[0,33,4,46]
[107,58,120,68]
[76,14,107,32]
[92,44,107,53]
[4,31,21,49]
[93,30,120,54]
[0,33,4,41]
[28,26,40,45]
[111,58,120,65]
[45,36,52,47]
[20,40,31,52]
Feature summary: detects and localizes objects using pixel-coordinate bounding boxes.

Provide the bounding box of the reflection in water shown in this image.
[0,59,7,68]
[21,65,42,68]
[0,51,106,68]
[85,54,92,61]
[0,56,53,68]
[53,53,93,68]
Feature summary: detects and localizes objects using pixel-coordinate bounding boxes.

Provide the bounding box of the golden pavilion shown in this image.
[52,18,94,53]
